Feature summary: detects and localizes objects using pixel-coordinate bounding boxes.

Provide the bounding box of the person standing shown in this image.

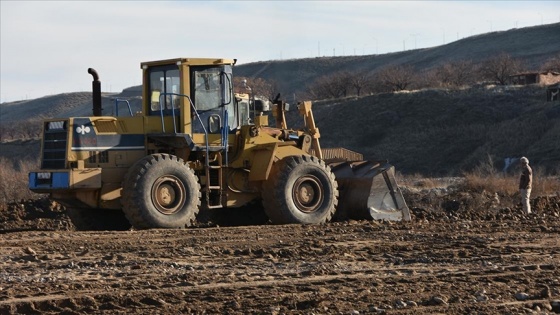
[519,157,533,214]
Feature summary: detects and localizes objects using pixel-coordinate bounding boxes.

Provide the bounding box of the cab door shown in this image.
[191,66,236,142]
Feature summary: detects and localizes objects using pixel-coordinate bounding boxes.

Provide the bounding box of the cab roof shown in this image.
[140,58,236,68]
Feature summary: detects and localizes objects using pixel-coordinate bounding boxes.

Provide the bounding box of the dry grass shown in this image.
[0,157,41,205]
[397,173,463,190]
[464,165,560,197]
[397,155,560,199]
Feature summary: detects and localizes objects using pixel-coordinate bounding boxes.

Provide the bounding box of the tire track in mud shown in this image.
[1,220,559,314]
[1,260,555,312]
[1,265,556,314]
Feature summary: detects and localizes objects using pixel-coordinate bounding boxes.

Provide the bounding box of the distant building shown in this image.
[509,71,560,86]
[547,83,560,102]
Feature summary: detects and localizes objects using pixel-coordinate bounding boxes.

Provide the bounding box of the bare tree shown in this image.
[375,64,416,92]
[337,72,353,98]
[349,70,372,96]
[541,54,560,72]
[432,60,478,88]
[307,74,340,99]
[415,68,439,90]
[233,77,279,100]
[307,72,353,100]
[452,60,478,86]
[480,53,523,85]
[20,119,42,139]
[434,63,455,87]
[1,122,19,140]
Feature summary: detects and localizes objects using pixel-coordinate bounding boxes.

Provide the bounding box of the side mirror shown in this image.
[220,72,232,106]
[253,99,271,112]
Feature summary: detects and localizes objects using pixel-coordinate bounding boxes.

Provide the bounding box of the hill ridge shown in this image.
[235,23,560,98]
[1,23,559,176]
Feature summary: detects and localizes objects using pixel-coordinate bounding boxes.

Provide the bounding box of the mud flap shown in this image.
[330,161,411,221]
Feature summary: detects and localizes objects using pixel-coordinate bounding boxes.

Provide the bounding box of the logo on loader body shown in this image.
[76,125,91,135]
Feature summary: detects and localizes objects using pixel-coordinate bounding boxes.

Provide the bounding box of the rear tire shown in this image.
[262,155,338,225]
[121,154,201,229]
[66,207,131,231]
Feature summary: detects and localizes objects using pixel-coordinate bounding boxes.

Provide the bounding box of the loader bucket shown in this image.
[329,160,411,222]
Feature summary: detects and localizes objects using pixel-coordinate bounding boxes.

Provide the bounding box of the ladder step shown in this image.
[205,151,224,208]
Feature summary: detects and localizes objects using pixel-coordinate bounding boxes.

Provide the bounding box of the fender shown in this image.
[248,142,310,181]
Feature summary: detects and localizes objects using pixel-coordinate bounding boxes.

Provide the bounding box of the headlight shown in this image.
[37,172,52,179]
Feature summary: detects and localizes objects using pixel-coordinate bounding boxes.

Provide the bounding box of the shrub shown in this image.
[0,157,41,204]
[463,164,560,197]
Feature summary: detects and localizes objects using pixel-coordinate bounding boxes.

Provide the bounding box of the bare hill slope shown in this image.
[1,23,559,176]
[2,23,558,121]
[235,23,560,98]
[285,85,560,176]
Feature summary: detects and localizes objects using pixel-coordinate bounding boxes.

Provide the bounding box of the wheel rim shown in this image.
[292,175,324,213]
[151,175,186,215]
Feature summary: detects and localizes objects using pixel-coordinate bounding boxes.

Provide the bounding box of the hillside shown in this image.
[236,23,560,98]
[2,23,559,123]
[286,84,560,176]
[1,23,559,176]
[1,84,557,177]
[0,91,142,125]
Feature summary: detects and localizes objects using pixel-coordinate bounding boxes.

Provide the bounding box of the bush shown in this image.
[0,157,41,205]
[462,158,560,197]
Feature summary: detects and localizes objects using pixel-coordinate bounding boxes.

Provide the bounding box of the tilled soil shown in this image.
[0,193,559,314]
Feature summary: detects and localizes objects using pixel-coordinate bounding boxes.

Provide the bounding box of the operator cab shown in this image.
[142,58,244,136]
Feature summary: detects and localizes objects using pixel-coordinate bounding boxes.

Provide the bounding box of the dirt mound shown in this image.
[0,189,559,314]
[2,190,560,232]
[407,191,560,221]
[0,199,73,232]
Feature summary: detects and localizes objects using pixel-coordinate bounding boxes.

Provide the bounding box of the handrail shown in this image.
[157,93,179,133]
[221,71,232,166]
[114,99,133,117]
[222,109,229,166]
[157,92,215,171]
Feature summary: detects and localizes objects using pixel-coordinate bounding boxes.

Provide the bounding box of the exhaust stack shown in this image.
[88,68,102,116]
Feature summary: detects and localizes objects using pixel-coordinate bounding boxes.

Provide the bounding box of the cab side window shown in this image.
[148,67,180,116]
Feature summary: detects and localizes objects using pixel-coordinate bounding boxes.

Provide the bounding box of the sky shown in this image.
[1,1,559,103]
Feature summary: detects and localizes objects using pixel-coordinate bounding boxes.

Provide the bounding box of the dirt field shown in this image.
[0,192,559,314]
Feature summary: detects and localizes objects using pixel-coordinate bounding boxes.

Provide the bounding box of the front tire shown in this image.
[262,155,338,225]
[121,154,201,229]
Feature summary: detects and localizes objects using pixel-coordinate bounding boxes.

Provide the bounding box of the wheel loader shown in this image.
[28,57,410,230]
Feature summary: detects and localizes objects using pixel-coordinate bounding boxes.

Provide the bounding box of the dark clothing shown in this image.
[519,164,532,190]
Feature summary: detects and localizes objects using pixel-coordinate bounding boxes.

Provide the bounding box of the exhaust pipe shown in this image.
[88,68,102,116]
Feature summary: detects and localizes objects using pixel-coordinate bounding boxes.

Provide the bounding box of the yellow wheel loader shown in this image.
[28,57,410,230]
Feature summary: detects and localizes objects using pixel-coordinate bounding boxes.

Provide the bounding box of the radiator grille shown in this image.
[41,121,68,169]
[94,120,118,133]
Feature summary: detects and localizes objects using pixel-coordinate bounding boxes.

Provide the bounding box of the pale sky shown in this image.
[1,1,559,103]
